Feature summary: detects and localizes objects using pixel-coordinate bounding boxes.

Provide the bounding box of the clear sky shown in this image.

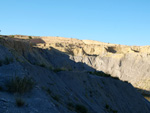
[0,0,150,45]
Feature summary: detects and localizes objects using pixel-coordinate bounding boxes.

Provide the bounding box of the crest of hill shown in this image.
[82,39,116,46]
[41,36,83,44]
[5,35,150,55]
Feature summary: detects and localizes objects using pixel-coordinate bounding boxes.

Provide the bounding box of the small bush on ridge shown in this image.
[29,36,32,39]
[7,76,34,94]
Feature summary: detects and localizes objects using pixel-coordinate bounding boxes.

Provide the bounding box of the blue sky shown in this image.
[0,0,150,45]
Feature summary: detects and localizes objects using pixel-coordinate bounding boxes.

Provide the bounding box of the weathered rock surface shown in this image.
[0,35,149,113]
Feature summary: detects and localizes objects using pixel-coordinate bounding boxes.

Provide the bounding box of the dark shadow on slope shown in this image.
[105,46,117,53]
[136,88,150,101]
[136,88,150,95]
[29,46,95,72]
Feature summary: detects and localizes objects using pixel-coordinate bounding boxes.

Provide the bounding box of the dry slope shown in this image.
[0,35,149,113]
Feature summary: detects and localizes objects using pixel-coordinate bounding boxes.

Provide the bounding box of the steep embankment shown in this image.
[0,35,150,113]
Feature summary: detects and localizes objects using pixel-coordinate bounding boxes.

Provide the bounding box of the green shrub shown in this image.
[53,68,63,72]
[52,95,60,102]
[42,87,52,95]
[112,110,118,113]
[105,104,118,113]
[7,76,34,94]
[0,57,13,66]
[42,87,60,102]
[53,67,69,72]
[29,36,32,39]
[105,104,109,109]
[46,88,52,95]
[16,97,25,107]
[4,57,13,65]
[75,104,88,113]
[39,63,46,67]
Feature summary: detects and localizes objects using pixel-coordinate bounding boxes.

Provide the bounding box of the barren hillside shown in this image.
[0,35,149,113]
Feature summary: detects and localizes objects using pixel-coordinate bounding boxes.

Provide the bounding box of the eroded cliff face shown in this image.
[0,35,150,113]
[28,35,150,91]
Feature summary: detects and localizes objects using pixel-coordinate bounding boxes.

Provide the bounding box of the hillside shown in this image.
[0,35,150,113]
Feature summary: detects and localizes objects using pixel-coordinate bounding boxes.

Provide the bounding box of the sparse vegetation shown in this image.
[105,104,109,109]
[0,57,13,66]
[105,104,118,113]
[88,71,111,77]
[42,87,60,102]
[6,76,35,94]
[29,36,32,39]
[74,97,79,101]
[67,102,88,113]
[88,71,119,80]
[53,67,72,72]
[52,95,60,102]
[10,35,14,38]
[46,88,52,95]
[49,66,53,70]
[43,87,52,95]
[75,104,88,113]
[16,97,25,107]
[4,57,13,65]
[53,68,65,72]
[112,110,118,113]
[39,63,46,67]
